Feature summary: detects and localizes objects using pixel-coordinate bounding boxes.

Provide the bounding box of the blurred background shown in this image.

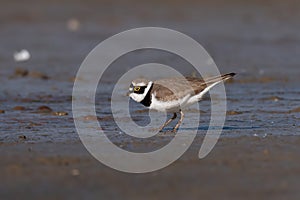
[1,0,300,79]
[1,0,300,199]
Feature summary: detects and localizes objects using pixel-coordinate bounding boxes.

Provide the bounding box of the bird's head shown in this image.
[128,78,153,102]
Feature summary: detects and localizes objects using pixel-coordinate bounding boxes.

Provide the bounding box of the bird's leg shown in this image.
[158,113,177,132]
[172,110,184,132]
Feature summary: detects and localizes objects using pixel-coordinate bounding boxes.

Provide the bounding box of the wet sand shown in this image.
[1,136,300,200]
[1,0,300,199]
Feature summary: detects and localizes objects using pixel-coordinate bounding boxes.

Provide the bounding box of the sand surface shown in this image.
[1,0,300,199]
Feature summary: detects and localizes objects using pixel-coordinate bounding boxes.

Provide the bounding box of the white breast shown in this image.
[149,94,191,112]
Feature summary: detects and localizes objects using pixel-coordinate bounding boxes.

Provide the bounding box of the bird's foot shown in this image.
[171,128,178,133]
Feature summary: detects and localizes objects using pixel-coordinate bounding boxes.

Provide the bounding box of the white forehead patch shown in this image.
[132,82,147,87]
[131,78,149,87]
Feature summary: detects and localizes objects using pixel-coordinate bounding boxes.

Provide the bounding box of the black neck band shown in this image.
[140,83,153,107]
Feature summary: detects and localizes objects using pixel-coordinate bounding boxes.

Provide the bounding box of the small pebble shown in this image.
[14,68,29,77]
[71,169,80,176]
[263,149,269,156]
[290,107,300,113]
[13,68,49,80]
[0,110,5,114]
[67,18,80,31]
[13,106,26,111]
[260,96,283,102]
[29,71,49,80]
[37,106,53,113]
[28,122,42,127]
[80,115,99,121]
[226,111,243,115]
[18,135,27,140]
[262,133,267,138]
[14,49,30,62]
[52,111,68,116]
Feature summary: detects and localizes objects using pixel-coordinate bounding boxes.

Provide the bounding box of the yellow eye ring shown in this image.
[134,86,140,92]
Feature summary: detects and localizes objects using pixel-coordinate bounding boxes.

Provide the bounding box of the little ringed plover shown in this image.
[128,73,236,132]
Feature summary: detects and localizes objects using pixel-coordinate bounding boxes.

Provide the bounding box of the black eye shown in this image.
[134,87,140,92]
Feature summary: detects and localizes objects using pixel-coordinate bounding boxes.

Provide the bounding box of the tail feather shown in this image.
[204,72,236,85]
[221,72,236,79]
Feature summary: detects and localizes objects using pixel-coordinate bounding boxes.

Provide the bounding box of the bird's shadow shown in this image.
[163,125,259,131]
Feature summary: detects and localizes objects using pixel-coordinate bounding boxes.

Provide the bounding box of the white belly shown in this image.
[149,94,192,112]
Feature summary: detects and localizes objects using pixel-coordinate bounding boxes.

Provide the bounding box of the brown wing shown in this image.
[152,77,205,101]
[152,73,235,102]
